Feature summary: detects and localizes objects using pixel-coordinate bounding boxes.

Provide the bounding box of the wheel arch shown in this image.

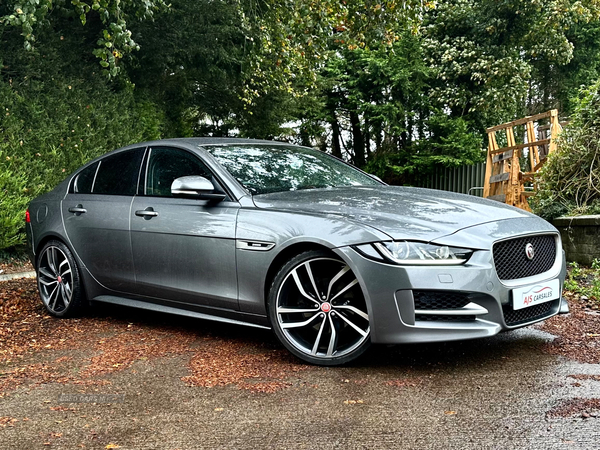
[34,233,72,269]
[34,234,92,304]
[263,242,335,307]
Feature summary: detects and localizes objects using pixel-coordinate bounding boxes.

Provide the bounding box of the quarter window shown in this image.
[145,147,212,197]
[72,162,99,194]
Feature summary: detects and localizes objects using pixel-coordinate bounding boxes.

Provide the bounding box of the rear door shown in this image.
[130,146,239,309]
[62,148,145,292]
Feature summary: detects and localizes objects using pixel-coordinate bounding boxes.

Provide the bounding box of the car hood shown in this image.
[252,186,535,242]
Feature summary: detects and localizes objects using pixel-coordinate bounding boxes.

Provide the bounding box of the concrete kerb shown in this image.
[0,271,37,282]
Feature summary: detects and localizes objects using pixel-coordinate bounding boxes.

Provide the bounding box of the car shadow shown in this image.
[87,301,556,373]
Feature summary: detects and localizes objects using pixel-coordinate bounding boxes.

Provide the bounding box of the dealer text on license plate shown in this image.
[512,278,560,311]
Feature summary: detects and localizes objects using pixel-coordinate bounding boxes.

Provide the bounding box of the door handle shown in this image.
[135,208,159,219]
[68,205,87,215]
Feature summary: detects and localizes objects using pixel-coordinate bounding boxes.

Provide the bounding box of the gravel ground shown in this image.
[1,276,599,449]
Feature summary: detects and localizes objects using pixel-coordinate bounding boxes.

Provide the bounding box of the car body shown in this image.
[26,138,569,365]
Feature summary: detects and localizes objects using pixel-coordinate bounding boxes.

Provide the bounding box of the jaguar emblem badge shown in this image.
[525,243,535,260]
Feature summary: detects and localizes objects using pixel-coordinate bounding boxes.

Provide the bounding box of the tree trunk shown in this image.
[375,121,382,153]
[300,126,311,148]
[350,110,365,167]
[330,116,342,159]
[364,117,371,160]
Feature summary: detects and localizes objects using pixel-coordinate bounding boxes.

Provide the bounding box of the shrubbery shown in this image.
[364,114,484,185]
[532,81,600,220]
[0,77,162,249]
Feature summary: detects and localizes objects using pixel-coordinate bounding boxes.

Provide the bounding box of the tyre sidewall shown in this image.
[268,249,371,366]
[37,240,84,318]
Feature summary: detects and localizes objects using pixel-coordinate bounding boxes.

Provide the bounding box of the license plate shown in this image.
[512,278,561,310]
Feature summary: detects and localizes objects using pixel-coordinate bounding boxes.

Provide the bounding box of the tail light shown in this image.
[25,210,31,223]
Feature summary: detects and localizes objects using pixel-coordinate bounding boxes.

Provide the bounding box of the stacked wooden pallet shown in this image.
[483,110,561,211]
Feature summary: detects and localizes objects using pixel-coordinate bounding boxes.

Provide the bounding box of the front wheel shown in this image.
[36,240,85,317]
[268,250,371,366]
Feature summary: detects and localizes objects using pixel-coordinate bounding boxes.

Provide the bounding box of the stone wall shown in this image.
[552,215,600,265]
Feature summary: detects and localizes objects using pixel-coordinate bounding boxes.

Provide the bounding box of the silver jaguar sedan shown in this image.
[26,138,568,365]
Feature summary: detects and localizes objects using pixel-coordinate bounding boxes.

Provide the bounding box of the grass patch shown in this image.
[564,259,600,308]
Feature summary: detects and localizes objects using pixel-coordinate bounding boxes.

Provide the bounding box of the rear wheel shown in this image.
[37,240,84,317]
[268,250,371,366]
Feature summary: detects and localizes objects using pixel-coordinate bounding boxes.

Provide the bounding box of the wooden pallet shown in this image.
[483,110,561,211]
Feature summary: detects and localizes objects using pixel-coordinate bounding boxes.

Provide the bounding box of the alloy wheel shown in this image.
[38,244,74,314]
[274,256,370,362]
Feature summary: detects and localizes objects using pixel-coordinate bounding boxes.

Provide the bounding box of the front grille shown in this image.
[413,291,471,310]
[415,314,476,322]
[503,300,556,326]
[493,235,556,280]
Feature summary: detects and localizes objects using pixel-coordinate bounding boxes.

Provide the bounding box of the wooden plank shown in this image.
[486,111,553,133]
[483,132,497,198]
[492,150,513,163]
[487,194,506,202]
[518,191,533,211]
[533,159,546,172]
[507,127,519,207]
[526,121,539,170]
[490,139,551,155]
[489,172,510,183]
[522,191,536,197]
[549,109,560,154]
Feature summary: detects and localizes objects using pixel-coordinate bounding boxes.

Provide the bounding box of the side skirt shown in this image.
[94,295,271,330]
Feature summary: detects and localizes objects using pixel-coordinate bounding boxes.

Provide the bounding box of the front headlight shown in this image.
[361,241,473,265]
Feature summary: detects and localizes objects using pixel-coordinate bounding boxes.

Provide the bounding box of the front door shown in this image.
[130,146,239,309]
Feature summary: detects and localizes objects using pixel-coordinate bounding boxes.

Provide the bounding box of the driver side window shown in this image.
[145,147,212,197]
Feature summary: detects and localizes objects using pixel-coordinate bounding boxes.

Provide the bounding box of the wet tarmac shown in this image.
[1,304,599,449]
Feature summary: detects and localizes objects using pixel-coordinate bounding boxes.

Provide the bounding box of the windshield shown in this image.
[205,144,382,195]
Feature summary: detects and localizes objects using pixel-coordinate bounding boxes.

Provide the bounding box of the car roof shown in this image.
[120,137,295,149]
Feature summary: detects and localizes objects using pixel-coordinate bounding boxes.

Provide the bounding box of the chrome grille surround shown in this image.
[493,234,557,281]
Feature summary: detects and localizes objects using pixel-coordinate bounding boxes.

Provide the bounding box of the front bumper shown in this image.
[335,244,566,345]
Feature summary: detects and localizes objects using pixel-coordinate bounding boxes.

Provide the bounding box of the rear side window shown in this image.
[72,162,99,194]
[93,148,145,196]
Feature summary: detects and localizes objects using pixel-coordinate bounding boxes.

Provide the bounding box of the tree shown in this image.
[423,0,600,128]
[1,0,168,77]
[532,80,600,219]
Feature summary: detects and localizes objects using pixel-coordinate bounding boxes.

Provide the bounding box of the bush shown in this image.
[0,157,29,249]
[532,80,600,220]
[0,77,163,250]
[364,114,484,185]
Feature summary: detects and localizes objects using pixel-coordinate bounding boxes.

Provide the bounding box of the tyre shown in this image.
[268,250,371,366]
[36,240,85,317]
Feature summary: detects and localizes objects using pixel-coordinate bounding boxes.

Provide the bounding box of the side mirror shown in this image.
[171,176,226,201]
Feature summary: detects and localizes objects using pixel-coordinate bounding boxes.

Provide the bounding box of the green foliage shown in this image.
[564,262,600,306]
[127,0,248,137]
[0,46,163,249]
[0,154,29,249]
[1,0,168,77]
[240,0,427,104]
[423,0,600,128]
[532,80,600,220]
[364,114,484,185]
[4,0,600,249]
